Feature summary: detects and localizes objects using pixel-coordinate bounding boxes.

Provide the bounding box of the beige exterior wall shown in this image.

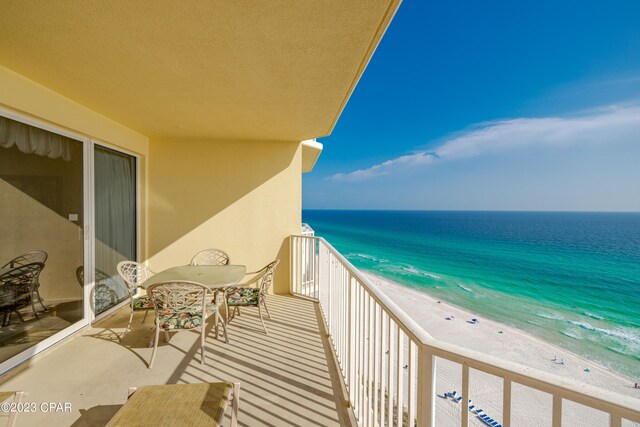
[1,66,302,297]
[0,67,150,305]
[0,66,150,264]
[147,138,301,294]
[0,66,149,156]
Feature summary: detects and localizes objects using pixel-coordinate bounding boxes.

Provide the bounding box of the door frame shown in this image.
[0,107,141,373]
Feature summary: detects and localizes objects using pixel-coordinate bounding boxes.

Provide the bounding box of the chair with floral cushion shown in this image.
[147,281,227,369]
[224,259,279,334]
[190,248,231,266]
[116,261,157,336]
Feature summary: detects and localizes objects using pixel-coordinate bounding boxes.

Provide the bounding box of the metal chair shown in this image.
[116,261,156,335]
[76,266,121,315]
[0,262,45,325]
[224,260,279,334]
[2,251,48,312]
[190,249,230,266]
[147,281,227,369]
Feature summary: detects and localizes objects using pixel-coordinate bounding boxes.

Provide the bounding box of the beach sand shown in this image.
[362,271,640,426]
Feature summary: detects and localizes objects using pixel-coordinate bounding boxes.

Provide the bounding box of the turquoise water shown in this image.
[302,210,640,379]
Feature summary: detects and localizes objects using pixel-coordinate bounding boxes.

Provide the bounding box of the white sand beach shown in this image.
[362,271,640,427]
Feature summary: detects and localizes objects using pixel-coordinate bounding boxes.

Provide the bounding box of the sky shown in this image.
[302,1,640,211]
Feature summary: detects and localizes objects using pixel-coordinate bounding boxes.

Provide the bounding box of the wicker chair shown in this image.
[2,251,48,312]
[0,262,45,326]
[116,261,156,335]
[147,281,227,369]
[190,248,230,266]
[224,260,279,334]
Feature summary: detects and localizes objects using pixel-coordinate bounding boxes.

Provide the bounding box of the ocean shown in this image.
[302,210,640,379]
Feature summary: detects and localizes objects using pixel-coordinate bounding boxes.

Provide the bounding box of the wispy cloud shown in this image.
[329,105,640,181]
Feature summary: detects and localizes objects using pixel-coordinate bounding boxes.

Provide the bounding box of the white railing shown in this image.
[290,235,640,427]
[301,223,315,236]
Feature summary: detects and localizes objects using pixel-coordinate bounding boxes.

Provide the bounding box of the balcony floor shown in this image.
[0,295,350,427]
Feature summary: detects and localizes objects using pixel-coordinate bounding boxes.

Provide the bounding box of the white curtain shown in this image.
[0,116,73,161]
[94,146,136,313]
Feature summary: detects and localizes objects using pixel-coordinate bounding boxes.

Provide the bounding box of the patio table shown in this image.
[141,265,246,290]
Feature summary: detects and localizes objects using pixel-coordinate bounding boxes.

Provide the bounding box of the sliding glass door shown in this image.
[93,145,137,315]
[0,113,138,371]
[0,115,85,364]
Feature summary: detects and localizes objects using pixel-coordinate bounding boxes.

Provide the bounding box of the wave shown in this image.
[383,263,441,279]
[533,311,565,321]
[570,321,640,349]
[403,265,420,274]
[605,345,640,359]
[571,321,595,330]
[348,253,388,263]
[458,284,473,292]
[584,311,604,320]
[560,330,581,339]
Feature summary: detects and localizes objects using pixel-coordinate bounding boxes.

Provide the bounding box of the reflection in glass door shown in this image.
[94,145,137,315]
[0,115,85,364]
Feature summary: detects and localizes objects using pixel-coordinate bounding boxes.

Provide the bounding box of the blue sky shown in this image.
[303,1,640,211]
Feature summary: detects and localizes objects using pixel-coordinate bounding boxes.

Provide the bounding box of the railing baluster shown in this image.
[380,311,387,427]
[348,275,355,407]
[552,395,562,427]
[373,304,381,427]
[365,294,371,427]
[462,364,470,427]
[359,285,365,423]
[354,281,360,420]
[397,327,404,427]
[387,314,394,427]
[417,347,436,427]
[408,342,416,427]
[503,376,512,427]
[610,413,622,427]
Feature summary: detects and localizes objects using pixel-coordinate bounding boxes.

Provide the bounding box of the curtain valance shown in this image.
[0,116,74,161]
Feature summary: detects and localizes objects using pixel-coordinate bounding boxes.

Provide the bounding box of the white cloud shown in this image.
[329,105,640,181]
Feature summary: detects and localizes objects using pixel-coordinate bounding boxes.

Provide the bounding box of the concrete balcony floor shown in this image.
[0,295,350,426]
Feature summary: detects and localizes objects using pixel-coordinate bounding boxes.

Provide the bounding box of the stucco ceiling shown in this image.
[0,1,400,141]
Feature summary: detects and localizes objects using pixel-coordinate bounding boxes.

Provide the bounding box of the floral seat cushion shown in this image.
[132,295,155,310]
[225,287,264,306]
[157,304,217,330]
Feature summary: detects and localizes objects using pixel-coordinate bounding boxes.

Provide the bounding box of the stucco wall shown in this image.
[147,138,301,294]
[0,67,149,306]
[1,66,302,298]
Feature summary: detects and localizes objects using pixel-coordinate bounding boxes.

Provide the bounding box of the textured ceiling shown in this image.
[0,1,400,141]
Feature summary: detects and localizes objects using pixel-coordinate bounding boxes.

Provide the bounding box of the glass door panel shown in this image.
[0,115,84,363]
[94,145,136,315]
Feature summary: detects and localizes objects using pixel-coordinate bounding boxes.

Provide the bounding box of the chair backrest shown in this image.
[75,266,84,287]
[190,249,230,266]
[0,262,45,290]
[2,251,48,269]
[76,266,123,287]
[117,261,155,292]
[258,259,280,295]
[147,281,208,315]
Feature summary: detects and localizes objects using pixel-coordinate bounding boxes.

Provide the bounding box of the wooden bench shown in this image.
[106,382,239,427]
[0,391,24,427]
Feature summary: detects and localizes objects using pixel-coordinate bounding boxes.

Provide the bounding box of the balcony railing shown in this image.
[290,235,640,427]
